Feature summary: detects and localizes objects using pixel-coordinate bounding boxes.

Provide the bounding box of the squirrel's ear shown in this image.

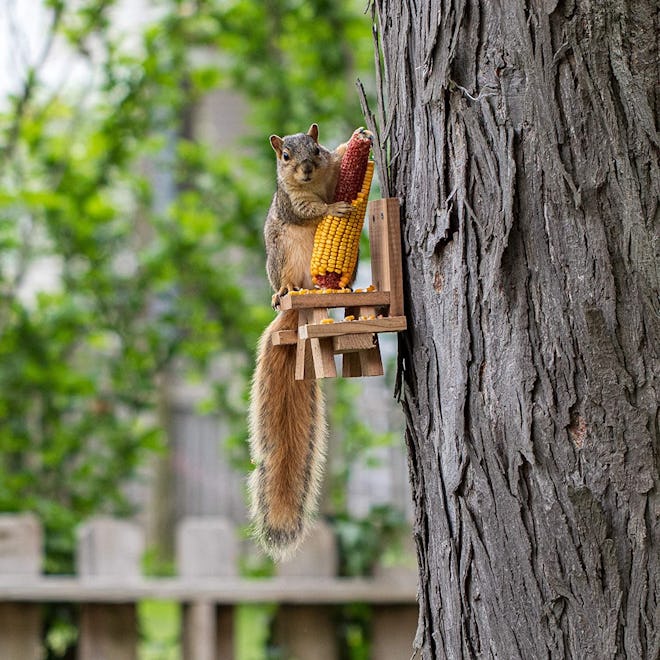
[270,135,283,156]
[307,123,319,142]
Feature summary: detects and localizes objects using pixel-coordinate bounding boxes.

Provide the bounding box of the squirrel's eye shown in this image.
[314,147,320,156]
[282,151,290,161]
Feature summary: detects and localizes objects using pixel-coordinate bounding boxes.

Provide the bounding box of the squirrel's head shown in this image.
[270,124,326,185]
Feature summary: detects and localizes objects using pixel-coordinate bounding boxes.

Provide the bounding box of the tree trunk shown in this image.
[364,1,658,657]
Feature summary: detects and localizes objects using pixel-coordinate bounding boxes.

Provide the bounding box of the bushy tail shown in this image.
[247,309,327,560]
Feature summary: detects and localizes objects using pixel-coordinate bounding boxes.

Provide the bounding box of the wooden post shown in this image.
[274,521,339,660]
[307,308,337,379]
[370,605,419,660]
[295,309,319,380]
[77,518,144,660]
[177,517,239,660]
[368,198,404,317]
[78,604,139,660]
[0,514,43,660]
[371,534,418,660]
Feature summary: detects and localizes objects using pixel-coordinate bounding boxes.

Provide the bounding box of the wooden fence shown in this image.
[0,513,418,660]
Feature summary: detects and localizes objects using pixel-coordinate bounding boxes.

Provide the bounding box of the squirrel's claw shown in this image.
[272,286,290,309]
[328,201,352,217]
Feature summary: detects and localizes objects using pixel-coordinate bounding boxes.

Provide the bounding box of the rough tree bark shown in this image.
[362,1,658,658]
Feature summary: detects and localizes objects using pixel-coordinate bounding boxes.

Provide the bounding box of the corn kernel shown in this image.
[311,129,373,289]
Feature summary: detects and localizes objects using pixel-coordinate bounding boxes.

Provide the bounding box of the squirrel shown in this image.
[247,124,349,560]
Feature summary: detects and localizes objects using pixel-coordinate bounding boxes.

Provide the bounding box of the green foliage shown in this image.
[214,0,372,141]
[333,505,407,577]
[339,602,372,660]
[1,1,407,656]
[235,604,278,660]
[0,0,269,573]
[138,600,180,660]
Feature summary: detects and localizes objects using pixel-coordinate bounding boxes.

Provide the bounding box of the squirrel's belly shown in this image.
[281,223,317,290]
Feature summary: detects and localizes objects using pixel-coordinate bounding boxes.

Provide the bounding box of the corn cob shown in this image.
[311,128,374,289]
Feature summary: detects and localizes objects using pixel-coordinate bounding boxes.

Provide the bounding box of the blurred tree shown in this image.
[0,0,376,577]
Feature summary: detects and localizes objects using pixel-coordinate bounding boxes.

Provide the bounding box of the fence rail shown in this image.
[0,576,416,603]
[0,513,418,660]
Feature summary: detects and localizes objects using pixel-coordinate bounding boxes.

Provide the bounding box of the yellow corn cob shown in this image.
[311,128,374,289]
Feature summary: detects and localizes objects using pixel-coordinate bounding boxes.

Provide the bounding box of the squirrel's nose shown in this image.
[301,161,313,178]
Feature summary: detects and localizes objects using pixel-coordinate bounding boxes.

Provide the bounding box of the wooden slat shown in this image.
[342,352,363,377]
[182,602,217,660]
[311,338,337,378]
[309,308,336,378]
[78,603,138,660]
[279,291,390,310]
[0,604,41,660]
[275,606,337,660]
[295,337,313,380]
[0,577,417,604]
[371,605,418,660]
[358,335,384,377]
[341,306,381,377]
[272,329,298,345]
[369,199,405,317]
[333,334,375,353]
[295,309,318,380]
[299,316,407,339]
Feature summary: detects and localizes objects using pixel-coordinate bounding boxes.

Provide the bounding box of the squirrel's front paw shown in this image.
[328,201,352,217]
[271,286,289,309]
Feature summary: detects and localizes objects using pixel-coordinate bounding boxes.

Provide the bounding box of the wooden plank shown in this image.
[357,305,377,319]
[358,335,384,377]
[342,352,363,377]
[0,604,41,660]
[309,308,336,378]
[371,605,418,660]
[369,198,405,317]
[78,603,138,660]
[216,606,234,660]
[275,606,338,660]
[295,310,317,380]
[177,517,238,660]
[295,337,314,380]
[77,518,143,660]
[279,290,390,310]
[274,521,338,660]
[271,329,298,345]
[333,334,375,353]
[183,602,217,660]
[0,577,417,604]
[299,316,407,339]
[0,515,42,660]
[311,338,337,377]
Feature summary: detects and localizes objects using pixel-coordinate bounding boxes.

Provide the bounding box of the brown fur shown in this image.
[248,310,326,559]
[248,124,346,559]
[264,124,349,307]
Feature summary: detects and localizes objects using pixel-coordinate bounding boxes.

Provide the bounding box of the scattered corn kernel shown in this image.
[321,318,335,324]
[344,315,355,322]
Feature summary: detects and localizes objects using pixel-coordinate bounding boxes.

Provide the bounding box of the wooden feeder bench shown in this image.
[272,198,406,380]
